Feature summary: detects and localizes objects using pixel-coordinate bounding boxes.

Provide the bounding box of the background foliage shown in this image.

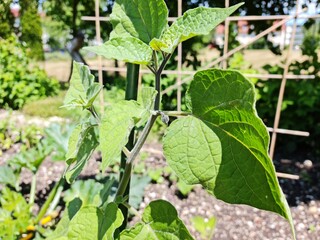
[0,37,60,109]
[20,0,45,60]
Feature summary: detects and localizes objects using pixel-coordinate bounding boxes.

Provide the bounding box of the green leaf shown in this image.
[63,179,104,207]
[46,198,82,240]
[176,178,194,196]
[163,69,294,237]
[129,175,151,209]
[0,165,18,189]
[65,123,99,183]
[137,87,157,127]
[100,203,124,240]
[110,0,168,44]
[67,206,103,240]
[99,101,146,171]
[84,37,152,65]
[120,200,193,240]
[63,61,102,109]
[150,3,243,53]
[139,87,157,110]
[163,116,221,188]
[48,200,123,240]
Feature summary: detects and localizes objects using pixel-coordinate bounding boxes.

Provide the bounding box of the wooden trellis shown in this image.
[82,0,320,179]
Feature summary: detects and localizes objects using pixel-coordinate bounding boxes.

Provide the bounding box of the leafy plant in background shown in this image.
[0,140,53,239]
[0,37,60,109]
[191,215,216,240]
[0,122,78,239]
[48,1,295,239]
[0,115,43,156]
[256,26,320,158]
[0,0,15,38]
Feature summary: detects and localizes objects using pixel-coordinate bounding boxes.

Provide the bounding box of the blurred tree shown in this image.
[0,0,15,38]
[20,0,44,60]
[43,0,112,42]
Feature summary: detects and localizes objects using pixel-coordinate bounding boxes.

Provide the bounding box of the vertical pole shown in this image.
[118,63,140,231]
[95,0,104,114]
[177,0,182,111]
[269,0,300,159]
[222,0,230,69]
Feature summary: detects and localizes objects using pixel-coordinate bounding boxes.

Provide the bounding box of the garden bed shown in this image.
[0,110,319,239]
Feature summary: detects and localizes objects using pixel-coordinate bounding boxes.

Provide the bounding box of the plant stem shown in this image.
[122,202,142,219]
[115,113,158,197]
[29,174,37,208]
[154,54,171,110]
[88,105,101,124]
[35,177,65,224]
[118,63,140,231]
[163,111,191,117]
[48,184,64,213]
[117,54,171,199]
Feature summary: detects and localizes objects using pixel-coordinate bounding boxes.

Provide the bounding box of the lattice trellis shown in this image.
[82,0,320,179]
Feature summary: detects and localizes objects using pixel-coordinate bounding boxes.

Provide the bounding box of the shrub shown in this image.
[0,37,60,110]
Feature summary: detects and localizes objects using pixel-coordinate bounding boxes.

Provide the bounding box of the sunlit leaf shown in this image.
[110,0,168,44]
[63,62,102,109]
[150,3,243,53]
[120,200,193,239]
[85,37,152,65]
[99,101,146,171]
[163,69,294,237]
[65,123,99,183]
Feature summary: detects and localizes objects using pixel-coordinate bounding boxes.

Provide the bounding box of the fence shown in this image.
[82,0,320,179]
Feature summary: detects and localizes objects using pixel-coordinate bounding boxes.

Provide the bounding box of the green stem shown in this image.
[29,174,37,208]
[35,177,65,224]
[88,105,101,124]
[122,202,142,219]
[154,54,171,110]
[118,63,140,231]
[163,111,191,117]
[48,184,64,213]
[116,113,158,197]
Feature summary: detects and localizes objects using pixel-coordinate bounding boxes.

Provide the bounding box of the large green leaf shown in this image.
[163,69,294,237]
[48,202,123,240]
[63,62,102,109]
[110,0,168,44]
[84,37,152,65]
[65,123,99,183]
[150,3,243,53]
[120,200,193,240]
[99,101,146,171]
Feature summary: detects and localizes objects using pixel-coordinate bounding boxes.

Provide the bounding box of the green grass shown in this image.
[22,91,82,119]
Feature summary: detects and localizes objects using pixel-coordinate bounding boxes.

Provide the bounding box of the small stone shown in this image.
[303,160,313,170]
[190,207,196,213]
[149,192,156,198]
[297,222,305,231]
[308,206,318,214]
